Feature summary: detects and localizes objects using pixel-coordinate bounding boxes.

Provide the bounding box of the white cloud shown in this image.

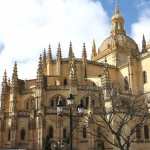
[0,0,110,80]
[131,2,150,51]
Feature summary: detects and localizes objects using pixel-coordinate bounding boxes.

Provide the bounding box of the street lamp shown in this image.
[56,93,85,150]
[67,93,74,106]
[77,103,84,114]
[51,140,65,150]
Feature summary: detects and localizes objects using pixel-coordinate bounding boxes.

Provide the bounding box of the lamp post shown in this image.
[51,140,65,150]
[66,93,74,150]
[57,93,84,150]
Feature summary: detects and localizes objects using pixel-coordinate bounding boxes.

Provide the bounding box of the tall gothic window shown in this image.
[143,71,147,84]
[83,126,87,138]
[124,76,129,91]
[144,125,149,139]
[20,128,26,141]
[48,126,53,138]
[8,129,11,141]
[136,126,141,140]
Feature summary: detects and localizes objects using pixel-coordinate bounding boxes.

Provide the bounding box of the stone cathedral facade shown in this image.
[1,3,150,150]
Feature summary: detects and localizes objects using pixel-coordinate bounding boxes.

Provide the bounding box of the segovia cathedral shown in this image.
[1,1,150,150]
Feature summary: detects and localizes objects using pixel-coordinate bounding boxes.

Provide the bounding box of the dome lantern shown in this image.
[111,0,125,35]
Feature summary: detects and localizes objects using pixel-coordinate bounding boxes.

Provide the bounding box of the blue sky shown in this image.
[0,0,150,80]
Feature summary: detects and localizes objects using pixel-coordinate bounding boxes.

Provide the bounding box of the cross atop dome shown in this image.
[114,0,120,15]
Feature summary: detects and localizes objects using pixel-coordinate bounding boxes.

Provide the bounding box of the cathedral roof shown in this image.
[98,34,139,58]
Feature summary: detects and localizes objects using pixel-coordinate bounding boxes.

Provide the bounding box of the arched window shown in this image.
[143,71,147,84]
[8,129,11,141]
[144,125,149,139]
[136,126,141,140]
[64,78,67,86]
[124,76,129,91]
[20,128,26,141]
[48,126,53,138]
[83,126,87,138]
[63,128,67,139]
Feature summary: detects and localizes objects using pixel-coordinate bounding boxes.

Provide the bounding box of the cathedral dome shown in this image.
[98,34,139,57]
[98,2,139,57]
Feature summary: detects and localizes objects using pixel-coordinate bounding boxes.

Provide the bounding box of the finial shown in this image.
[82,43,87,60]
[37,54,43,77]
[68,41,74,59]
[43,48,46,61]
[47,44,52,61]
[12,61,18,88]
[13,61,18,77]
[142,34,147,53]
[70,41,72,48]
[57,42,62,60]
[91,40,97,59]
[58,42,61,48]
[3,69,7,83]
[43,48,46,57]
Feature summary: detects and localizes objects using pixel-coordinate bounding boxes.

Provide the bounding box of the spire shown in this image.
[68,41,74,59]
[42,48,47,74]
[91,40,97,59]
[82,43,87,79]
[12,62,18,88]
[82,43,87,61]
[1,70,8,92]
[47,44,52,61]
[37,54,44,88]
[1,70,8,111]
[43,48,47,64]
[111,0,125,35]
[142,34,147,53]
[37,54,43,78]
[3,70,7,84]
[57,43,62,60]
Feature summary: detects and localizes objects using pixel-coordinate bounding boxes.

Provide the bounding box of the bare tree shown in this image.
[86,92,149,150]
